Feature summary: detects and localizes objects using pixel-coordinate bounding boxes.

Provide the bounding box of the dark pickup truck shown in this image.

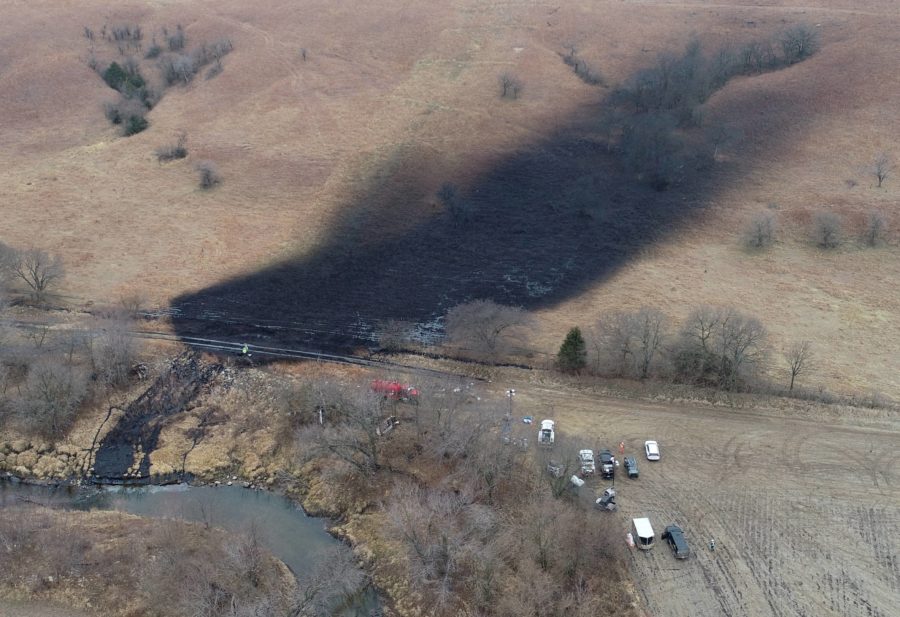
[662,525,691,559]
[597,449,615,479]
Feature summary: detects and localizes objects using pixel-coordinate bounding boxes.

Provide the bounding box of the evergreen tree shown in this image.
[557,327,587,373]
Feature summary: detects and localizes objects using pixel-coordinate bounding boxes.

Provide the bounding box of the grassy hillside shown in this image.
[1,0,898,396]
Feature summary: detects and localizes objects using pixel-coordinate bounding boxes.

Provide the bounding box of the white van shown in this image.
[632,518,656,550]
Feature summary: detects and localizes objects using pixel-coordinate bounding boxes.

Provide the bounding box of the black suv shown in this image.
[662,525,691,559]
[597,449,615,479]
[624,456,639,478]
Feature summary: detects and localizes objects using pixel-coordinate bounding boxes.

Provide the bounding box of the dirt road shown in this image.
[503,381,899,617]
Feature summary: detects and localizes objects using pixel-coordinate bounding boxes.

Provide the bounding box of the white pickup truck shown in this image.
[578,449,596,476]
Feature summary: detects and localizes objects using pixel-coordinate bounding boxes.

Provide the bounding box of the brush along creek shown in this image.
[0,353,383,615]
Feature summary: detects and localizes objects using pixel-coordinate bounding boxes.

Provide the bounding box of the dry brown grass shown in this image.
[1,1,898,398]
[0,505,292,615]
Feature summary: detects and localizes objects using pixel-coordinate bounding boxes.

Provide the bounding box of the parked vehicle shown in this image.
[546,460,564,478]
[578,449,596,476]
[644,440,660,461]
[538,420,555,446]
[662,525,691,559]
[624,456,639,478]
[632,518,656,550]
[595,487,617,511]
[375,415,400,436]
[598,449,615,478]
[371,380,420,402]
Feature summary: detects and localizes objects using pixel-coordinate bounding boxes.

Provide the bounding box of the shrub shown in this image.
[205,61,223,80]
[123,114,149,136]
[166,24,186,51]
[780,24,819,64]
[812,211,842,249]
[103,61,145,94]
[863,211,887,247]
[105,97,147,127]
[160,54,198,85]
[561,46,604,86]
[743,212,776,249]
[155,132,188,162]
[197,161,221,189]
[145,40,163,59]
[499,73,522,100]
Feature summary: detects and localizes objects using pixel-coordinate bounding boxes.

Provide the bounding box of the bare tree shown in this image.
[784,340,813,391]
[675,306,766,389]
[161,53,198,85]
[863,210,887,246]
[417,377,484,458]
[11,248,64,303]
[592,308,665,378]
[537,441,581,498]
[290,545,367,616]
[634,307,666,379]
[16,359,88,438]
[812,211,842,249]
[376,318,415,352]
[444,299,531,361]
[296,386,387,474]
[744,211,776,249]
[90,310,141,388]
[592,312,637,376]
[620,113,682,190]
[499,73,522,100]
[230,521,265,588]
[717,308,767,390]
[165,24,186,51]
[385,481,472,615]
[118,291,147,317]
[871,152,892,188]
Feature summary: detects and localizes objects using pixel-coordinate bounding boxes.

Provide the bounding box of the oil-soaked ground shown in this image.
[92,353,224,483]
[171,43,813,350]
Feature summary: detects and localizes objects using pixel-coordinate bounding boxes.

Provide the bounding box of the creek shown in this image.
[0,480,379,615]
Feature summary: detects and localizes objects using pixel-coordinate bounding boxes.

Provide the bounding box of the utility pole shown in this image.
[506,389,516,419]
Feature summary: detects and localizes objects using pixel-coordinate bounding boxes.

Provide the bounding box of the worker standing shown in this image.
[241,344,250,357]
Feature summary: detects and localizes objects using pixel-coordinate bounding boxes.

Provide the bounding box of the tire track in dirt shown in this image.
[520,380,900,617]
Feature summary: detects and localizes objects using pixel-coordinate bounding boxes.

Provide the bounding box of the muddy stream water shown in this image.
[0,481,379,615]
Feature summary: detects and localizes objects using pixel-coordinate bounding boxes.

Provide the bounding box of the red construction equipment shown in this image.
[371,380,420,402]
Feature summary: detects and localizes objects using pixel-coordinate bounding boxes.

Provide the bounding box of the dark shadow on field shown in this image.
[171,52,810,351]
